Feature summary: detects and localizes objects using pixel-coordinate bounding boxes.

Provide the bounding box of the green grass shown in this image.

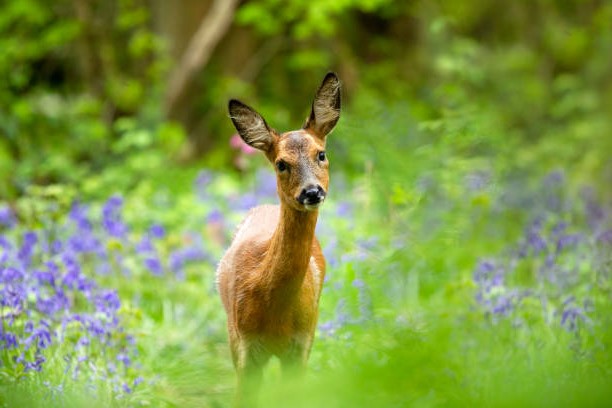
[2,94,611,407]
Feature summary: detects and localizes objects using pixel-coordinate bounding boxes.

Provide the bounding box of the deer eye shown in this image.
[318,151,326,162]
[276,160,288,172]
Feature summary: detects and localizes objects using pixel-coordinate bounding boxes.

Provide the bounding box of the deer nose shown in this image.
[298,185,326,205]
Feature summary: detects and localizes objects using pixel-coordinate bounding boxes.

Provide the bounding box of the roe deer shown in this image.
[217,73,341,404]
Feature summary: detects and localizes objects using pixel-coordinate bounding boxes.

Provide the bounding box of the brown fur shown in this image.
[218,73,340,405]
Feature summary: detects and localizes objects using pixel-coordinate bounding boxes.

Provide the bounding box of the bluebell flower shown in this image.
[473,259,495,284]
[0,234,13,253]
[102,195,128,238]
[117,352,131,367]
[524,221,548,255]
[352,279,365,289]
[17,231,38,268]
[135,236,154,253]
[34,268,55,286]
[596,229,612,245]
[69,202,93,231]
[143,257,163,275]
[336,201,353,217]
[1,284,25,310]
[465,171,490,191]
[24,326,53,350]
[2,332,18,349]
[36,295,63,316]
[231,192,258,211]
[556,233,581,252]
[168,235,207,277]
[560,299,588,332]
[254,168,277,199]
[25,321,34,333]
[149,224,166,239]
[1,266,23,283]
[0,205,17,228]
[318,320,337,338]
[61,253,82,290]
[24,354,46,372]
[95,290,121,314]
[543,170,565,187]
[207,209,224,224]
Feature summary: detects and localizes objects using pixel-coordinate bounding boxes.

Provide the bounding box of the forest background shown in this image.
[1,1,611,407]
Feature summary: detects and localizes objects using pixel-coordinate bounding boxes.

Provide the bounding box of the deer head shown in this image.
[229,72,341,212]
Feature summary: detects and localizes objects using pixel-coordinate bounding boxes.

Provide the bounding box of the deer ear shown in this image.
[229,99,275,152]
[304,72,341,139]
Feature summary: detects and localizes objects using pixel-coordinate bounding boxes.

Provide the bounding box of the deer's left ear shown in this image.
[304,72,341,139]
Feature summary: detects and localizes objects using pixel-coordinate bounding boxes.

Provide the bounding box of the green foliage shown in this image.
[2,0,612,406]
[0,0,172,200]
[238,0,393,39]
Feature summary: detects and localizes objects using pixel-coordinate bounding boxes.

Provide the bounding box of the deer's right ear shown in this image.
[228,99,275,152]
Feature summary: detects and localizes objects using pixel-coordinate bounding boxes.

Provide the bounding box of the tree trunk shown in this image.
[163,0,240,120]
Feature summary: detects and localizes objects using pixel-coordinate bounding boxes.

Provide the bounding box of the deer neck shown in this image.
[262,203,318,298]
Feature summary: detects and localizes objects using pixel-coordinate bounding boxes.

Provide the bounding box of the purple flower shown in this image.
[36,295,64,316]
[473,259,495,283]
[0,235,13,250]
[25,327,53,350]
[543,170,565,189]
[560,302,588,332]
[2,332,18,349]
[465,171,490,191]
[491,292,516,316]
[581,187,606,230]
[95,290,121,314]
[231,192,258,211]
[1,266,23,283]
[168,236,207,277]
[117,352,131,367]
[556,234,581,252]
[318,320,337,338]
[143,257,163,275]
[255,168,277,198]
[77,336,90,347]
[336,202,353,217]
[596,229,612,245]
[149,224,166,239]
[207,209,224,224]
[69,202,93,231]
[102,195,128,238]
[135,236,154,253]
[17,231,38,268]
[0,205,17,228]
[34,269,55,286]
[525,222,547,255]
[24,354,46,372]
[1,285,25,309]
[352,279,366,289]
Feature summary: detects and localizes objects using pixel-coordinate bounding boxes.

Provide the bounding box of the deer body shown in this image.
[216,73,341,403]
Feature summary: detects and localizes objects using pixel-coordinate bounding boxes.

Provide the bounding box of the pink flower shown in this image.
[230,134,257,155]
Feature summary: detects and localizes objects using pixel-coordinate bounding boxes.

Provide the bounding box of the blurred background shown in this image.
[2,0,611,198]
[1,1,611,407]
